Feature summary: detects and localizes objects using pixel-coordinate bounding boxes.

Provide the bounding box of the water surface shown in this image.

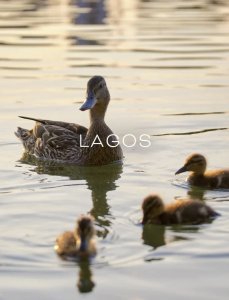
[1,0,229,299]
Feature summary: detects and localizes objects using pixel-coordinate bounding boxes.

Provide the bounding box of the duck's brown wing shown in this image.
[17,116,87,160]
[19,115,88,136]
[43,132,82,148]
[33,124,85,141]
[32,126,84,161]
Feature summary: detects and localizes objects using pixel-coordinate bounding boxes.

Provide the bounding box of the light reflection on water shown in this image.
[1,0,229,299]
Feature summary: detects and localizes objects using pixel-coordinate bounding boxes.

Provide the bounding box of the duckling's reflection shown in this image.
[19,153,123,237]
[142,224,190,251]
[142,224,166,249]
[77,260,95,293]
[187,186,206,201]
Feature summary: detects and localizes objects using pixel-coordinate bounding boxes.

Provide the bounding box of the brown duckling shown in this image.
[55,215,96,258]
[175,153,229,189]
[142,194,219,225]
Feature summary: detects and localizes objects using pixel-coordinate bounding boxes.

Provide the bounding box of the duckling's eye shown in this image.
[193,159,203,164]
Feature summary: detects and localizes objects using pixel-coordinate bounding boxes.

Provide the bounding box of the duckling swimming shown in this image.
[175,153,229,189]
[15,76,123,166]
[54,215,96,258]
[142,194,218,225]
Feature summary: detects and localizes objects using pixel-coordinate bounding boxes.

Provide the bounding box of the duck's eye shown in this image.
[94,83,104,94]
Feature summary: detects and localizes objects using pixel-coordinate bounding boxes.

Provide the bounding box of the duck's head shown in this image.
[175,153,207,175]
[142,194,165,224]
[75,215,95,254]
[80,76,110,113]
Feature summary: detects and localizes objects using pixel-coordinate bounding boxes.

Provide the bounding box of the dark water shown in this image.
[0,0,229,299]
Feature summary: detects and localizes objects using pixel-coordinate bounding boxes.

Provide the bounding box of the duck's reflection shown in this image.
[71,0,106,25]
[77,260,95,293]
[19,154,122,293]
[19,153,123,236]
[87,164,123,236]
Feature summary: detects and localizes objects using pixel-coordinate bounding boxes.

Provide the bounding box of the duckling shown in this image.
[142,194,218,225]
[175,153,229,189]
[54,215,96,258]
[15,76,123,166]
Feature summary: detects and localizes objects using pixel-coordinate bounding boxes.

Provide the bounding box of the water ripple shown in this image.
[153,127,228,136]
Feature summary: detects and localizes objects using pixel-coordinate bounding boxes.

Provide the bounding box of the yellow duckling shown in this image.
[175,153,229,189]
[55,215,96,258]
[15,75,123,165]
[142,194,219,225]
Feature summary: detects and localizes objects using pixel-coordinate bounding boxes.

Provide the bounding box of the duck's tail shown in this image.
[18,116,46,124]
[15,127,36,152]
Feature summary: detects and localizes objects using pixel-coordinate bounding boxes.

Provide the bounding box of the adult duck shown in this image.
[55,215,96,258]
[175,153,229,189]
[15,76,123,165]
[142,194,219,225]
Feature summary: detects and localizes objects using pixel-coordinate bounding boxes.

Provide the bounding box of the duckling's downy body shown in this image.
[15,76,123,166]
[142,194,218,225]
[175,153,229,189]
[55,215,96,258]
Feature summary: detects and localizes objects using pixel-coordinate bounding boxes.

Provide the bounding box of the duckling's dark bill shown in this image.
[175,165,187,175]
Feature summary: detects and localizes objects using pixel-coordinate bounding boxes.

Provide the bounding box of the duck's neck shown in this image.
[90,103,108,124]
